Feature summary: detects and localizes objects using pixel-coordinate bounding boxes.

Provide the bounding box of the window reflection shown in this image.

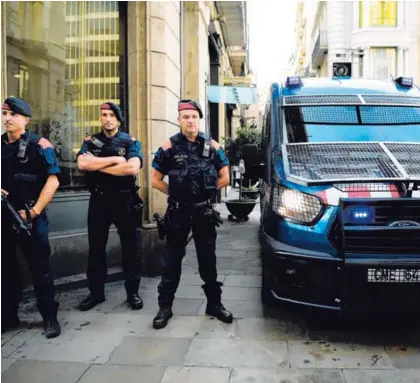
[5,1,124,190]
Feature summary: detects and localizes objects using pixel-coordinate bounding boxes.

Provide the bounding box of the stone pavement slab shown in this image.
[179,273,226,286]
[1,328,39,358]
[230,368,345,383]
[289,340,394,369]
[77,365,165,383]
[184,338,289,368]
[135,295,204,316]
[108,337,191,366]
[1,360,89,383]
[224,275,262,287]
[1,358,17,373]
[218,286,261,301]
[8,315,125,364]
[148,315,236,339]
[384,345,420,369]
[342,369,420,383]
[236,317,309,341]
[160,366,230,383]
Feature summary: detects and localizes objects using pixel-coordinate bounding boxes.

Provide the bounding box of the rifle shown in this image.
[1,194,32,236]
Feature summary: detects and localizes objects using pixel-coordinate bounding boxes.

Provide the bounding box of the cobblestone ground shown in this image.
[2,189,420,382]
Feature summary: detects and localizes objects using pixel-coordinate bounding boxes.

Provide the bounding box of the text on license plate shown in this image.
[367,268,420,283]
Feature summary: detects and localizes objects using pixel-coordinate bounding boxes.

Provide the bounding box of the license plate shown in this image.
[367,268,420,283]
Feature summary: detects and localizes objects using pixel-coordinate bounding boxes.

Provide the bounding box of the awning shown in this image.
[207,85,258,105]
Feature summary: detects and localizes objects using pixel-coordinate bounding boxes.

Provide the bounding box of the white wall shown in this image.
[308,1,418,80]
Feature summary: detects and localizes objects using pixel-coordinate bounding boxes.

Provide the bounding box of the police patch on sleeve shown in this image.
[118,147,126,156]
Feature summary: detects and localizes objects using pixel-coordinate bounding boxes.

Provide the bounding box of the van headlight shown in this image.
[272,185,324,224]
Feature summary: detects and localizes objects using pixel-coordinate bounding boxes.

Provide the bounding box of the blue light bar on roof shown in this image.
[286,76,303,88]
[395,76,413,88]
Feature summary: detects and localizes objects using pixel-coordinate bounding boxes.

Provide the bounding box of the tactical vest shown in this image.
[1,132,48,206]
[84,131,136,190]
[167,132,218,202]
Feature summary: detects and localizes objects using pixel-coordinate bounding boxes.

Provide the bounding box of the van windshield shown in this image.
[284,105,420,143]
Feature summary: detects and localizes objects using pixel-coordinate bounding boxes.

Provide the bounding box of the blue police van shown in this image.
[243,76,420,314]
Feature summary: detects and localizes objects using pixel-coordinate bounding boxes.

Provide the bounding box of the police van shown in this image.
[243,76,420,313]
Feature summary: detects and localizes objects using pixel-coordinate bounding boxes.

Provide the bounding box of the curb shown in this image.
[22,267,125,299]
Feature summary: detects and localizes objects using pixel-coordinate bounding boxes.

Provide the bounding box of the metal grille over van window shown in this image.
[283,143,404,183]
[386,143,420,178]
[362,95,420,106]
[283,94,420,107]
[284,95,362,105]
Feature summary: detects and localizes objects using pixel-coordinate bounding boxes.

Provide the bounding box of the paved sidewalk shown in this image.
[2,189,420,382]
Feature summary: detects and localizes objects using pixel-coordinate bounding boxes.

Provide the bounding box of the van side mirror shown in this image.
[242,144,265,179]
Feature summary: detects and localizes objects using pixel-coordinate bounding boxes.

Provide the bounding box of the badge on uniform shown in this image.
[91,137,104,148]
[118,147,126,156]
[202,141,210,158]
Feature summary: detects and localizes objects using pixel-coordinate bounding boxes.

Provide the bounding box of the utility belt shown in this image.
[90,186,137,195]
[167,197,212,211]
[167,197,223,227]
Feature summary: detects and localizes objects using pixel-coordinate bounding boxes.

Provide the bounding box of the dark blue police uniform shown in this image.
[1,129,60,327]
[152,131,230,310]
[77,130,144,306]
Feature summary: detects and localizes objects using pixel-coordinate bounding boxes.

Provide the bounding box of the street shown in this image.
[2,191,420,383]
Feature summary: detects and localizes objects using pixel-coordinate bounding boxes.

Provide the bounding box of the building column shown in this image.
[127,1,149,217]
[397,0,405,28]
[1,2,7,101]
[363,1,370,27]
[363,47,370,78]
[403,48,409,76]
[397,47,404,77]
[353,1,360,29]
[353,54,360,78]
[183,2,200,100]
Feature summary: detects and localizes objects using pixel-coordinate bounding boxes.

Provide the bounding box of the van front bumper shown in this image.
[263,232,420,313]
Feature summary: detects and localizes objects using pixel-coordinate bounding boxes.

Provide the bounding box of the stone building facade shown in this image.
[1,1,252,279]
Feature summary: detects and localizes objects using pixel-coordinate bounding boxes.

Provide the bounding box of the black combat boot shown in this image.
[125,280,143,310]
[152,307,173,329]
[206,302,233,323]
[79,293,105,311]
[202,282,233,323]
[43,316,61,339]
[127,292,143,310]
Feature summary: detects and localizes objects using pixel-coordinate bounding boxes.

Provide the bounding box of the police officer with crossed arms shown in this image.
[2,97,61,338]
[151,99,233,329]
[77,102,144,311]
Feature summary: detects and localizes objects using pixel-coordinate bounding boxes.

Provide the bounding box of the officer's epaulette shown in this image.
[170,132,182,146]
[198,131,211,141]
[116,131,135,145]
[28,132,41,144]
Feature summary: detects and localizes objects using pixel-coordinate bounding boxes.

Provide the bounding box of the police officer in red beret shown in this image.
[2,97,61,338]
[77,102,144,311]
[151,99,233,329]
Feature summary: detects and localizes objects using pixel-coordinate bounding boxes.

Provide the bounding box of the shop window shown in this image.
[4,1,127,190]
